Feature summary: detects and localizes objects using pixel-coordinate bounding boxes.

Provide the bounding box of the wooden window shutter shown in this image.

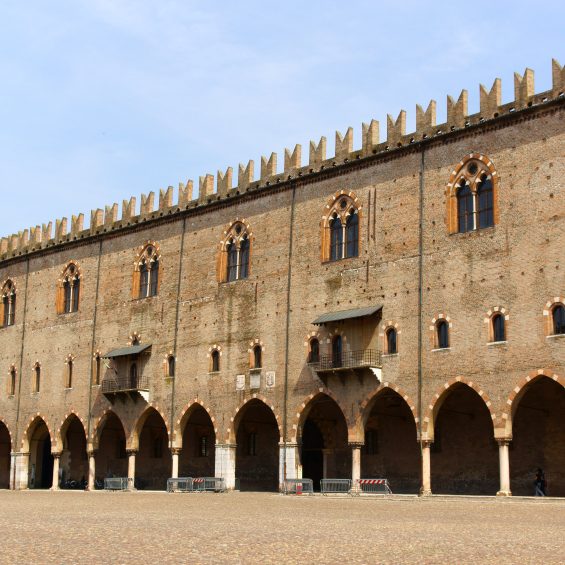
[132,268,140,299]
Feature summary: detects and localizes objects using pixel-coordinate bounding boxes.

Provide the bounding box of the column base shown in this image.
[50,486,60,491]
[419,488,432,497]
[496,490,512,497]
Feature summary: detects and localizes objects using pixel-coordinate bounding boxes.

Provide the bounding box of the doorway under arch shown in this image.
[0,422,10,489]
[431,383,498,494]
[136,409,171,490]
[179,405,216,478]
[28,419,53,489]
[299,394,349,491]
[510,377,565,496]
[95,412,128,484]
[235,399,279,491]
[60,415,88,488]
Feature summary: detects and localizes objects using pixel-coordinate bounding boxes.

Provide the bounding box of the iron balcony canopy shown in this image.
[102,344,151,358]
[312,305,382,326]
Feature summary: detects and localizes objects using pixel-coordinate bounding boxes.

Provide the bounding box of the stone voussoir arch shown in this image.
[55,410,88,451]
[226,395,282,444]
[91,409,129,451]
[173,399,218,449]
[422,377,496,440]
[129,403,170,451]
[500,368,564,437]
[0,417,12,444]
[21,413,54,452]
[289,387,351,443]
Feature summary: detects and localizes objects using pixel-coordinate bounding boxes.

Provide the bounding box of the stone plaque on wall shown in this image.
[266,371,275,388]
[249,372,261,390]
[236,374,245,390]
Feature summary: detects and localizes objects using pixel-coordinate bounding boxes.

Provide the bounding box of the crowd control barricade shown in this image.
[281,478,314,495]
[104,477,134,491]
[167,477,194,493]
[320,478,352,495]
[193,477,226,492]
[355,478,392,495]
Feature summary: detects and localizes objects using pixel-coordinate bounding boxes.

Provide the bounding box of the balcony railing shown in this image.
[308,349,382,372]
[101,374,150,394]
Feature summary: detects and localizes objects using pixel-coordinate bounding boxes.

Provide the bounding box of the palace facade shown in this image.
[1,60,564,496]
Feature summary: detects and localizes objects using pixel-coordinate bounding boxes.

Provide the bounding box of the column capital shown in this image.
[87,449,97,457]
[125,449,138,456]
[51,451,62,459]
[279,442,299,449]
[496,438,512,447]
[348,442,364,449]
[171,447,182,455]
[215,443,237,449]
[420,439,433,448]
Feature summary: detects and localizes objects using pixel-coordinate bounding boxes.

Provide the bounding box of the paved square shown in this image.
[1,491,564,564]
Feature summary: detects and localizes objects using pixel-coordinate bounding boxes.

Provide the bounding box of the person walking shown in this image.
[534,468,546,496]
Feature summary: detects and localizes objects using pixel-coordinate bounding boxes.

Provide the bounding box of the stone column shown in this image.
[214,444,236,489]
[12,452,29,490]
[420,440,432,496]
[51,453,61,490]
[171,448,181,479]
[279,443,301,486]
[350,442,363,487]
[126,449,137,489]
[496,439,512,496]
[87,450,96,491]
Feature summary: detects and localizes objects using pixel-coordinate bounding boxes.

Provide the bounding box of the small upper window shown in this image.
[308,338,320,363]
[386,328,398,354]
[59,263,80,314]
[167,355,175,378]
[135,244,160,299]
[66,358,73,388]
[253,345,262,369]
[222,222,251,283]
[33,364,41,393]
[492,313,506,342]
[436,321,449,349]
[211,349,220,373]
[448,156,497,234]
[1,280,16,327]
[9,367,16,396]
[95,354,101,386]
[552,304,565,335]
[332,335,343,368]
[322,193,361,262]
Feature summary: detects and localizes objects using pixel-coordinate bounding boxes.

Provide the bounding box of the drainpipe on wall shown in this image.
[418,149,426,493]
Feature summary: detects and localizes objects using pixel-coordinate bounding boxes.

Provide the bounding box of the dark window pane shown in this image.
[168,356,175,377]
[253,345,262,368]
[212,350,220,372]
[227,243,238,282]
[10,370,16,396]
[386,328,397,354]
[130,363,138,388]
[477,176,494,229]
[309,339,320,363]
[149,260,159,296]
[437,321,449,349]
[63,280,72,313]
[330,217,343,261]
[72,278,80,312]
[553,305,565,335]
[457,183,474,233]
[2,296,8,327]
[332,335,342,367]
[139,262,149,298]
[345,213,359,258]
[493,314,505,342]
[239,237,250,279]
[9,295,14,325]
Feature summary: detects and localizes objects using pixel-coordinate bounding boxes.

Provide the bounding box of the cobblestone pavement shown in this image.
[1,491,564,564]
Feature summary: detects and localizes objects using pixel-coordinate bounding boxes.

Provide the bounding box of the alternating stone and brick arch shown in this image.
[484,306,509,343]
[446,153,499,234]
[0,417,11,488]
[21,414,54,489]
[248,339,264,369]
[304,331,321,364]
[430,314,451,350]
[132,241,161,299]
[217,218,253,283]
[380,322,400,355]
[207,344,222,373]
[543,297,565,336]
[56,261,81,314]
[0,278,16,327]
[321,190,361,262]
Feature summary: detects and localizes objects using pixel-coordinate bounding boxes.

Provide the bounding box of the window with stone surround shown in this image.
[430,315,451,350]
[219,221,252,283]
[57,263,81,314]
[543,299,565,337]
[386,327,398,354]
[308,338,320,363]
[447,154,498,234]
[485,307,509,343]
[1,280,16,327]
[9,366,16,396]
[322,192,361,262]
[133,243,160,299]
[33,363,41,393]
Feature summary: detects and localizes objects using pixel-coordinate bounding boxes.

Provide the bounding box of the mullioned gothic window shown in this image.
[446,154,498,234]
[133,243,160,299]
[218,221,252,283]
[1,280,16,327]
[57,263,80,314]
[321,191,361,262]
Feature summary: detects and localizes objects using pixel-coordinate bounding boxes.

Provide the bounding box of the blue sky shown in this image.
[1,1,563,237]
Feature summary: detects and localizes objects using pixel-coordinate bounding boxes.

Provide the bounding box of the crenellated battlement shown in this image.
[1,59,564,262]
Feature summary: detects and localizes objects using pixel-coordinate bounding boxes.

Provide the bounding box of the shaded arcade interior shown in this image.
[28,419,53,489]
[60,416,88,486]
[95,412,128,483]
[179,405,215,478]
[136,409,171,490]
[0,422,10,488]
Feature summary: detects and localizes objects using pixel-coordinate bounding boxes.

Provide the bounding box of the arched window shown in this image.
[308,338,320,363]
[167,355,175,378]
[552,304,565,335]
[222,222,251,283]
[66,358,73,388]
[34,364,41,393]
[253,345,262,369]
[211,349,220,372]
[58,264,80,314]
[436,321,449,349]
[9,367,16,396]
[332,335,343,368]
[492,313,506,342]
[323,193,361,262]
[1,280,16,327]
[448,156,497,234]
[135,244,160,299]
[386,328,397,354]
[129,363,138,388]
[95,354,101,386]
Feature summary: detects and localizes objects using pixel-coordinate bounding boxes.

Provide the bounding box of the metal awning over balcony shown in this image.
[103,344,151,358]
[312,305,382,325]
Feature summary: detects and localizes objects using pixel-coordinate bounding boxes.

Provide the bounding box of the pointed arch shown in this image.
[423,377,496,440]
[56,261,82,314]
[0,418,12,445]
[132,241,161,299]
[174,400,217,449]
[130,404,170,450]
[55,411,87,452]
[217,218,254,283]
[227,395,282,444]
[1,279,16,327]
[22,414,53,452]
[91,409,129,451]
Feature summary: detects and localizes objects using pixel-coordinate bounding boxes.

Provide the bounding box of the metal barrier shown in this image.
[355,478,392,495]
[321,478,352,495]
[281,478,314,495]
[167,477,194,493]
[193,477,226,492]
[104,477,134,491]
